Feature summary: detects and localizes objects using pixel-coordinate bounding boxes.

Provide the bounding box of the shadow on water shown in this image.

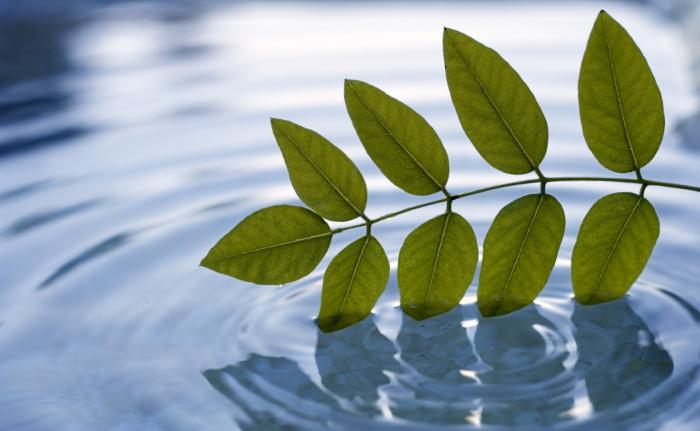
[474,305,575,427]
[390,307,480,424]
[398,307,477,382]
[203,318,401,430]
[203,300,675,429]
[204,355,340,431]
[571,299,674,413]
[315,318,400,412]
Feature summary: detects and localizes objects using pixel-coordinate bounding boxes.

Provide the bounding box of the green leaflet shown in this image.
[198,19,689,332]
[398,212,478,320]
[572,192,660,305]
[201,205,331,284]
[443,28,548,175]
[478,194,565,316]
[344,79,449,195]
[578,11,664,173]
[271,119,367,222]
[318,235,389,332]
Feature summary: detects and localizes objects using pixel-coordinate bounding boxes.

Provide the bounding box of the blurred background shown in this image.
[1,1,700,430]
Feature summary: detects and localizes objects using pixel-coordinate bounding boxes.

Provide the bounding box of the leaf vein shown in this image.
[423,213,451,305]
[591,195,643,296]
[205,231,332,263]
[601,17,639,172]
[347,82,444,190]
[276,124,363,217]
[444,31,538,172]
[501,194,544,303]
[337,235,371,317]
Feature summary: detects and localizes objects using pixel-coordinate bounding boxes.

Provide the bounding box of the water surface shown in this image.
[1,1,700,430]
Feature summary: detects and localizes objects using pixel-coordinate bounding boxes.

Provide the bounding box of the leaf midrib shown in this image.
[276,123,363,217]
[347,82,444,190]
[500,194,544,303]
[444,30,538,171]
[590,195,643,295]
[601,16,639,171]
[336,235,371,317]
[423,213,451,304]
[204,231,332,264]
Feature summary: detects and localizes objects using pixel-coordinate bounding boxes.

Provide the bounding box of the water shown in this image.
[1,1,700,430]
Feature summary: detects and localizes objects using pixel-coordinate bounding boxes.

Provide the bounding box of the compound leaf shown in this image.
[572,192,660,304]
[443,27,548,174]
[478,194,565,316]
[344,79,449,195]
[578,11,664,173]
[398,212,478,320]
[318,235,389,332]
[271,118,367,221]
[201,205,331,284]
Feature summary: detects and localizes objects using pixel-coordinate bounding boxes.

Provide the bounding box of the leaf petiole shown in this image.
[330,176,699,236]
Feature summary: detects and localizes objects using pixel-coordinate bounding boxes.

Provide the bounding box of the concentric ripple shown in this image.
[201,260,700,430]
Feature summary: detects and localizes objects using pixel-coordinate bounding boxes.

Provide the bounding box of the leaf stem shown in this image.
[330,176,700,235]
[441,186,451,199]
[442,186,453,212]
[535,166,546,181]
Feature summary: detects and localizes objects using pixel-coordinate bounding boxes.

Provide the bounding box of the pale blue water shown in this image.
[1,1,700,430]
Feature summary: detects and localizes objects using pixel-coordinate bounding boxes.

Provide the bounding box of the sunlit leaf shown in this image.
[478,194,565,316]
[271,118,367,221]
[344,79,449,195]
[443,27,548,174]
[201,205,331,284]
[398,212,478,320]
[572,192,660,304]
[198,19,686,333]
[318,235,389,332]
[578,11,664,173]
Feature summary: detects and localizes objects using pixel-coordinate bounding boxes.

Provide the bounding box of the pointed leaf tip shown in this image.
[398,212,478,320]
[318,235,389,332]
[444,27,548,174]
[201,205,331,285]
[344,79,449,196]
[572,193,659,304]
[578,11,664,173]
[344,78,359,88]
[271,118,367,221]
[477,194,565,317]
